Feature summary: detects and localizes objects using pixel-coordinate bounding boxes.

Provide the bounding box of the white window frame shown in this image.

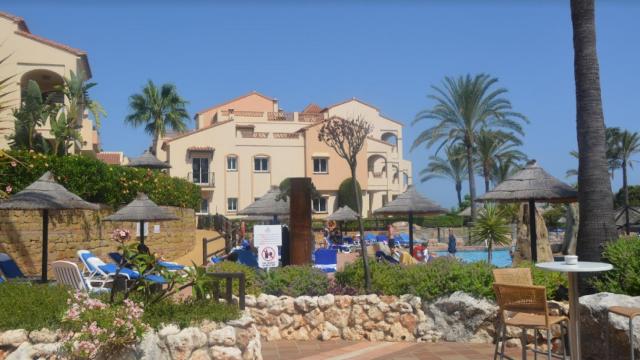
[227,198,238,212]
[227,156,238,171]
[313,157,328,174]
[312,197,328,213]
[254,156,270,173]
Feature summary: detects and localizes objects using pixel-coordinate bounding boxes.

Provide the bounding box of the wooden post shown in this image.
[289,178,313,265]
[41,209,49,283]
[529,199,538,262]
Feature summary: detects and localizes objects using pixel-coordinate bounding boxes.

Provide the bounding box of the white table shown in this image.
[536,261,613,360]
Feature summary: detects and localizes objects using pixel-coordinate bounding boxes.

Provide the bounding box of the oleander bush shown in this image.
[592,236,640,295]
[0,282,70,331]
[258,265,329,297]
[335,257,567,300]
[0,150,200,209]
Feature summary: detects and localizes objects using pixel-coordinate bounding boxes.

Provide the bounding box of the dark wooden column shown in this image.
[289,177,313,265]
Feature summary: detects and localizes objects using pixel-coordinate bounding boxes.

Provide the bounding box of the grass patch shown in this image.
[0,282,70,331]
[143,299,240,329]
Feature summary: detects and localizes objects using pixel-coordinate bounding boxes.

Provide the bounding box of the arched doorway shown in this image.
[20,69,64,104]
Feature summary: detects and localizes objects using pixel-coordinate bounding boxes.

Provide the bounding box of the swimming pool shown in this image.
[434,249,512,267]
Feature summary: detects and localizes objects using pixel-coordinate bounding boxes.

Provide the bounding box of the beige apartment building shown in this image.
[0,11,99,154]
[157,91,412,218]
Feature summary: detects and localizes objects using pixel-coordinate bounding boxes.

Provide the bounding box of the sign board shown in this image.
[136,222,149,237]
[153,225,160,234]
[253,225,282,247]
[258,246,279,268]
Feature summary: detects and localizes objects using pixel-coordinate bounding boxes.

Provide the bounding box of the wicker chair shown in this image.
[493,268,533,286]
[493,283,569,360]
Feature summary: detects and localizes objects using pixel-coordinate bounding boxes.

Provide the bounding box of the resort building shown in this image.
[0,11,99,154]
[157,91,412,218]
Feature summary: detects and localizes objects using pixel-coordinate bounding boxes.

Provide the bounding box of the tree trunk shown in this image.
[455,181,463,208]
[623,160,630,235]
[571,0,617,290]
[351,167,371,293]
[487,241,493,263]
[483,165,491,193]
[465,142,477,220]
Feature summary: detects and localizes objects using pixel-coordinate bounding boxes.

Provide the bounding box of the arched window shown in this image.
[20,69,64,104]
[381,132,398,146]
[367,154,387,178]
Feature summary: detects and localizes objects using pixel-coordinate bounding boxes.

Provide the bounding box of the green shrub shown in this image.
[336,257,565,301]
[208,261,262,295]
[143,299,240,329]
[0,150,200,209]
[592,236,640,295]
[0,282,70,330]
[259,265,329,297]
[337,178,362,214]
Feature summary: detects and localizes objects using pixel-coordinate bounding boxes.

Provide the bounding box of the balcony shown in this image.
[267,111,294,121]
[188,172,215,188]
[240,131,269,139]
[298,113,324,122]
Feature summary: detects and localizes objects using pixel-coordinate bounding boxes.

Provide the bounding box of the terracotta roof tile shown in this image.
[163,119,233,144]
[15,30,86,56]
[96,152,122,165]
[302,103,323,113]
[0,11,29,32]
[187,146,214,152]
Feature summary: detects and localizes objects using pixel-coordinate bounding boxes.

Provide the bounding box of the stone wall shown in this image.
[0,206,195,277]
[0,314,261,360]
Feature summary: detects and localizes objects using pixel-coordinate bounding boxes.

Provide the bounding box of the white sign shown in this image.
[258,246,279,268]
[153,225,160,234]
[253,225,282,247]
[136,222,149,237]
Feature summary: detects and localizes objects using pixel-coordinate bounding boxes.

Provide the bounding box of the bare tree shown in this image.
[318,115,373,292]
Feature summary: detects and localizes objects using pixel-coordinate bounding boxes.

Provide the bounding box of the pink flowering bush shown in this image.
[61,292,148,359]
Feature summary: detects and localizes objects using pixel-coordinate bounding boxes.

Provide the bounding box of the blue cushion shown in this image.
[158,261,184,271]
[98,264,140,279]
[0,259,25,279]
[143,274,166,284]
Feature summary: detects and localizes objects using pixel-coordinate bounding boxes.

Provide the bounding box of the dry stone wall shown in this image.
[0,314,261,360]
[0,206,195,277]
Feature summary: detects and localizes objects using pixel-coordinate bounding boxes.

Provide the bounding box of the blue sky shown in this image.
[4,0,639,208]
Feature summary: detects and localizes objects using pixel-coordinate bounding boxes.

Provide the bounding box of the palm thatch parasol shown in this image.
[103,193,179,249]
[327,205,359,222]
[0,171,99,282]
[373,185,447,255]
[477,160,578,262]
[126,150,171,169]
[238,186,289,224]
[615,206,640,232]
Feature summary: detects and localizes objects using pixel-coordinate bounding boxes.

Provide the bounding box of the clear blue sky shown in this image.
[4,0,639,209]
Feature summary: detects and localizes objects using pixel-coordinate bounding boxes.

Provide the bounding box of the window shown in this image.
[312,197,328,213]
[191,158,209,184]
[227,198,238,212]
[254,156,269,172]
[313,158,328,174]
[227,156,237,171]
[199,198,209,214]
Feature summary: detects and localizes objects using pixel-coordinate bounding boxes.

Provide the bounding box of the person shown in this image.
[332,229,343,245]
[447,229,457,257]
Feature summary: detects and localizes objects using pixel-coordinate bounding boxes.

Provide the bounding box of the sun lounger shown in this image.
[52,260,110,294]
[108,252,185,271]
[78,250,166,284]
[0,253,26,280]
[314,249,338,273]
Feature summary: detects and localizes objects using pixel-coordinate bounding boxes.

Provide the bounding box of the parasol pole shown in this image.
[529,199,538,262]
[42,209,49,283]
[139,220,145,245]
[409,211,414,256]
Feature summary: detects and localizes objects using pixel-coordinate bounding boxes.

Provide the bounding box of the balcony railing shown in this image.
[298,113,324,122]
[267,111,294,121]
[240,131,269,139]
[273,132,299,139]
[188,172,215,187]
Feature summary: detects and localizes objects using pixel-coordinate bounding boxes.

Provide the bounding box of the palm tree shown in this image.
[470,205,511,263]
[58,70,106,129]
[125,80,190,154]
[615,130,640,234]
[419,143,467,208]
[7,80,53,152]
[566,127,622,179]
[491,154,524,186]
[412,74,527,220]
[474,130,526,192]
[570,0,617,270]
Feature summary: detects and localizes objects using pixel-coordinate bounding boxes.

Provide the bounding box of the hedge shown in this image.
[0,151,200,210]
[592,236,640,295]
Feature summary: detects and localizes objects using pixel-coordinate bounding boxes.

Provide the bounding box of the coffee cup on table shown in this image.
[565,255,578,265]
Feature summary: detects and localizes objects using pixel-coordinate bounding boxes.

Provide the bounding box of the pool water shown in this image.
[434,249,512,267]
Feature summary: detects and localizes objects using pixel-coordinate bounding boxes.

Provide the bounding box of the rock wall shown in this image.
[0,314,261,360]
[0,206,195,277]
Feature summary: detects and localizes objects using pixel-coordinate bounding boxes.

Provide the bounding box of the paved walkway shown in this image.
[262,340,520,360]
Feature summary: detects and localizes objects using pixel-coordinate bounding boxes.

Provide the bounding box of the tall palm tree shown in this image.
[125,80,190,154]
[616,130,640,234]
[474,129,526,192]
[419,143,467,208]
[491,154,524,186]
[566,128,622,178]
[412,74,527,219]
[570,0,617,270]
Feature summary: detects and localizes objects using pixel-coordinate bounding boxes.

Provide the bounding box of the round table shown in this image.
[536,261,613,360]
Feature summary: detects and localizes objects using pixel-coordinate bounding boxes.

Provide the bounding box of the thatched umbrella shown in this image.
[373,185,447,255]
[327,205,359,235]
[238,186,289,224]
[477,160,578,262]
[126,150,171,170]
[615,206,640,232]
[0,171,99,282]
[103,193,179,250]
